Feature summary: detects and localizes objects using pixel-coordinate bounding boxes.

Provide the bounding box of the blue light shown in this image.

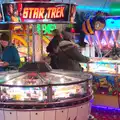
[92,105,120,111]
[76,5,110,12]
[104,17,120,30]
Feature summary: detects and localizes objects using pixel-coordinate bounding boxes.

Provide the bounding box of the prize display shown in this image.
[80,58,120,108]
[0,71,92,120]
[0,70,92,105]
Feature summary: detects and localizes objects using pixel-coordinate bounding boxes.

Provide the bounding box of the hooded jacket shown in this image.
[57,41,89,71]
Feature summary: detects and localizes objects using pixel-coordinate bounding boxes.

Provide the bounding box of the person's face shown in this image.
[94,21,105,31]
[0,40,8,47]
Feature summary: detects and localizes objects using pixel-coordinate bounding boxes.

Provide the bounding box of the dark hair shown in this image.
[47,35,62,53]
[0,33,9,41]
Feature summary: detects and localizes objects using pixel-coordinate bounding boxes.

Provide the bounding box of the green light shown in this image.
[110,2,120,15]
[37,24,56,34]
[68,24,73,28]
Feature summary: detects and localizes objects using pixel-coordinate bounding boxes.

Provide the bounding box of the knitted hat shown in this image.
[0,33,9,41]
[62,31,73,41]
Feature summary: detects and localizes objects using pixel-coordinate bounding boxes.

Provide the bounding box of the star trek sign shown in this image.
[2,2,76,23]
[23,6,65,19]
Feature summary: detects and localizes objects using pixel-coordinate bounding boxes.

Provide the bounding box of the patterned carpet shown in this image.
[91,106,120,120]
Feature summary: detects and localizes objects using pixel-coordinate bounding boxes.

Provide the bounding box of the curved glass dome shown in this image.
[0,70,92,106]
[0,70,92,87]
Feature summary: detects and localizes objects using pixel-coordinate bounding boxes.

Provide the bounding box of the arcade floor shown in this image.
[91,106,120,120]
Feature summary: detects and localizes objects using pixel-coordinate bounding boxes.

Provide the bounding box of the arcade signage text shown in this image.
[23,6,65,19]
[2,3,71,22]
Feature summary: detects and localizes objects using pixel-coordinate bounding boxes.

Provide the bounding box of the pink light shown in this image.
[112,30,118,47]
[95,31,102,49]
[87,35,92,46]
[103,31,110,48]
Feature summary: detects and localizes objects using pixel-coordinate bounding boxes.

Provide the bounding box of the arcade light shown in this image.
[36,24,56,34]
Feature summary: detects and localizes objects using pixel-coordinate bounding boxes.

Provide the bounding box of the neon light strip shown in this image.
[92,105,120,111]
[95,31,102,49]
[103,31,110,47]
[76,5,110,12]
[105,18,120,30]
[111,30,118,47]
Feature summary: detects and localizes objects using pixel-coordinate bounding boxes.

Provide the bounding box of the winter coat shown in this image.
[57,41,89,71]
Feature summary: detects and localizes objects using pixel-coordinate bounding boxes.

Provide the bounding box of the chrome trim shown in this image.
[1,21,75,24]
[2,1,76,5]
[0,93,93,105]
[0,100,91,111]
[0,96,93,111]
[0,78,91,87]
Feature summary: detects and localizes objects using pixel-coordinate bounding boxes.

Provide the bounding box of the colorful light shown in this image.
[92,105,120,120]
[92,105,120,111]
[71,28,75,33]
[76,5,109,12]
[105,17,120,30]
[36,24,56,34]
[23,7,65,19]
[110,2,120,15]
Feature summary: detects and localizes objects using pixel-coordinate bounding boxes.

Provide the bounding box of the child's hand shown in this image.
[0,62,9,67]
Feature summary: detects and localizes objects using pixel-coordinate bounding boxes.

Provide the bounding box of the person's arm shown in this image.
[66,47,90,63]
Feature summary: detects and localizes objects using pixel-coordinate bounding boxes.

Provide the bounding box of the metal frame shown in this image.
[0,94,93,110]
[1,1,77,4]
[0,78,91,87]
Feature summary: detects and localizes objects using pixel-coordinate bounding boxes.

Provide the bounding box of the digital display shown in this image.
[2,2,76,23]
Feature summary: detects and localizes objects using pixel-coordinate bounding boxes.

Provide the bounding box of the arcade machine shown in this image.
[79,16,120,110]
[0,1,93,120]
[10,23,54,63]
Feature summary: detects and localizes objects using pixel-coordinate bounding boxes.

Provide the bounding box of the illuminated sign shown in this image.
[2,2,76,23]
[104,17,120,30]
[23,7,65,19]
[37,24,56,34]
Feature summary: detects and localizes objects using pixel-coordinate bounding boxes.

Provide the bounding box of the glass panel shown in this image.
[52,82,90,101]
[40,72,90,84]
[3,72,46,86]
[0,86,47,102]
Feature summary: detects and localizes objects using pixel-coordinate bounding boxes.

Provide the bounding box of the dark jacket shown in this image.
[47,35,62,53]
[57,41,89,71]
[47,35,62,69]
